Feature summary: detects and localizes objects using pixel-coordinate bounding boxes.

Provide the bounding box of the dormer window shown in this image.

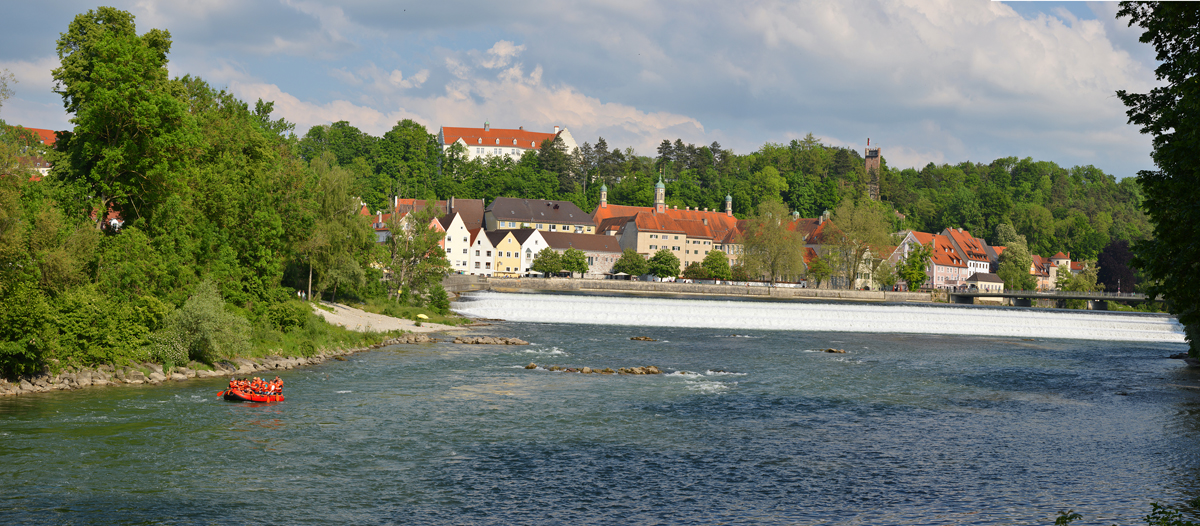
[477,138,482,144]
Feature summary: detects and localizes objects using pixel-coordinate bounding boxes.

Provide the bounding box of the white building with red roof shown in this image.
[891,230,969,290]
[438,122,578,161]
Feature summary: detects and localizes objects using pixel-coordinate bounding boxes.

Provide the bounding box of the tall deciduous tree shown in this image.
[306,152,374,302]
[897,241,932,290]
[561,247,588,277]
[1116,1,1200,353]
[612,248,648,277]
[702,250,732,280]
[829,198,894,289]
[648,249,681,278]
[742,200,804,285]
[531,247,563,276]
[995,223,1037,291]
[52,7,199,229]
[383,203,450,299]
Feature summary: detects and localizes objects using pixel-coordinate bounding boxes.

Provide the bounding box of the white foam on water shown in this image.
[335,390,352,394]
[705,370,746,376]
[686,380,734,393]
[455,291,1186,343]
[519,347,567,356]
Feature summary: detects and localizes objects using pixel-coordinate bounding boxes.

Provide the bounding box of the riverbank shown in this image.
[311,301,464,333]
[0,303,474,398]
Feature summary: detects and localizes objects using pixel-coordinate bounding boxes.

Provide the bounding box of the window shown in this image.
[445,248,451,254]
[651,234,658,239]
[674,236,680,240]
[537,224,543,229]
[550,225,557,231]
[673,246,680,251]
[506,252,512,257]
[525,249,532,260]
[587,256,594,265]
[486,262,491,269]
[446,235,451,241]
[475,250,480,256]
[650,245,657,250]
[462,248,467,254]
[475,262,480,268]
[487,251,492,257]
[463,237,468,242]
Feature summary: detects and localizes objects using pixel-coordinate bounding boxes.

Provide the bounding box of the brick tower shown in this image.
[864,139,880,200]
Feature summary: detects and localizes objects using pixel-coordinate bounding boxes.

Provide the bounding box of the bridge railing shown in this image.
[959,289,1147,299]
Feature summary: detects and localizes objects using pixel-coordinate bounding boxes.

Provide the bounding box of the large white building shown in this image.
[438,123,578,161]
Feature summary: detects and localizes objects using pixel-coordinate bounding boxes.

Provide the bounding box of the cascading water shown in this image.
[455,291,1186,343]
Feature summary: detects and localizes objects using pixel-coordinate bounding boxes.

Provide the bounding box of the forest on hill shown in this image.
[303,120,1149,263]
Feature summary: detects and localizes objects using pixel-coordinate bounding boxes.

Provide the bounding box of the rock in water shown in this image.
[525,363,537,370]
[630,336,657,342]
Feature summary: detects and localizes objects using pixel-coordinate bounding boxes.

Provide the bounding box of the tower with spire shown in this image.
[599,182,608,209]
[654,174,666,214]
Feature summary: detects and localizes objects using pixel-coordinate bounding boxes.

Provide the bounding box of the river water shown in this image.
[2,291,1198,524]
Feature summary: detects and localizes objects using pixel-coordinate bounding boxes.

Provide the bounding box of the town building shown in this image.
[964,272,1005,293]
[539,231,624,278]
[486,230,523,277]
[439,212,472,274]
[941,228,992,278]
[468,228,495,276]
[890,230,968,289]
[438,123,578,162]
[510,229,548,276]
[485,198,596,234]
[590,180,742,271]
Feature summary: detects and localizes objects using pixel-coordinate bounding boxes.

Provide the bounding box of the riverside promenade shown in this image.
[443,275,935,303]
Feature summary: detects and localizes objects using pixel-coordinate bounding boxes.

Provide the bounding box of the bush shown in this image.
[266,301,308,332]
[428,284,451,315]
[163,281,250,363]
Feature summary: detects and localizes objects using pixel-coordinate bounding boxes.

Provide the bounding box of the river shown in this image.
[1,291,1197,524]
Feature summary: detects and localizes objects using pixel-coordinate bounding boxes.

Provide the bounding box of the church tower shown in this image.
[655,175,666,213]
[725,194,733,217]
[599,183,608,209]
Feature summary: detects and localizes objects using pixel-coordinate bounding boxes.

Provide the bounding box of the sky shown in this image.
[0,1,1162,178]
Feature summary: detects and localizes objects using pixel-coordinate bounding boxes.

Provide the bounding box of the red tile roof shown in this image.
[440,126,560,150]
[944,228,990,262]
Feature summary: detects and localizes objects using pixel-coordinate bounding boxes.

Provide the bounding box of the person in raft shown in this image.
[228,376,284,395]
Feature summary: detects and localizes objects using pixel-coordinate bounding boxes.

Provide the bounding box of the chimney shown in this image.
[553,126,560,134]
[702,218,708,226]
[484,121,490,131]
[519,126,524,130]
[449,196,455,213]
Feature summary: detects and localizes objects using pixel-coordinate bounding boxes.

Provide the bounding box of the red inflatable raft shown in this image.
[219,376,285,403]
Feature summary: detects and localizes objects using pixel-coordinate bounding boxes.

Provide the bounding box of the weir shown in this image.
[454,291,1186,343]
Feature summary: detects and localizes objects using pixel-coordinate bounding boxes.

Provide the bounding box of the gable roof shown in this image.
[943,228,991,263]
[540,231,623,253]
[593,202,741,245]
[509,228,543,245]
[965,272,1004,283]
[909,231,967,268]
[485,230,515,246]
[440,126,562,150]
[488,198,594,226]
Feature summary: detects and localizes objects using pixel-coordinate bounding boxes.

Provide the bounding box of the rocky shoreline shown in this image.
[0,332,462,397]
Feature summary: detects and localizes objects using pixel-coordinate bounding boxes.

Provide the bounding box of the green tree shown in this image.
[305,152,373,302]
[742,200,804,285]
[898,241,933,290]
[829,198,894,289]
[875,260,898,289]
[612,249,648,277]
[731,263,750,281]
[681,262,709,280]
[995,223,1037,291]
[159,280,249,364]
[561,247,588,277]
[701,249,732,280]
[52,7,200,229]
[530,247,563,276]
[648,248,681,278]
[383,203,451,299]
[806,256,832,288]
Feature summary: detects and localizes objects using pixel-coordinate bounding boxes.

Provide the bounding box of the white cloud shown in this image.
[231,41,702,152]
[0,56,59,94]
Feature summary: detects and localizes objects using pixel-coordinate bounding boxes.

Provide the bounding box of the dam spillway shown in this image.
[454,291,1186,343]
